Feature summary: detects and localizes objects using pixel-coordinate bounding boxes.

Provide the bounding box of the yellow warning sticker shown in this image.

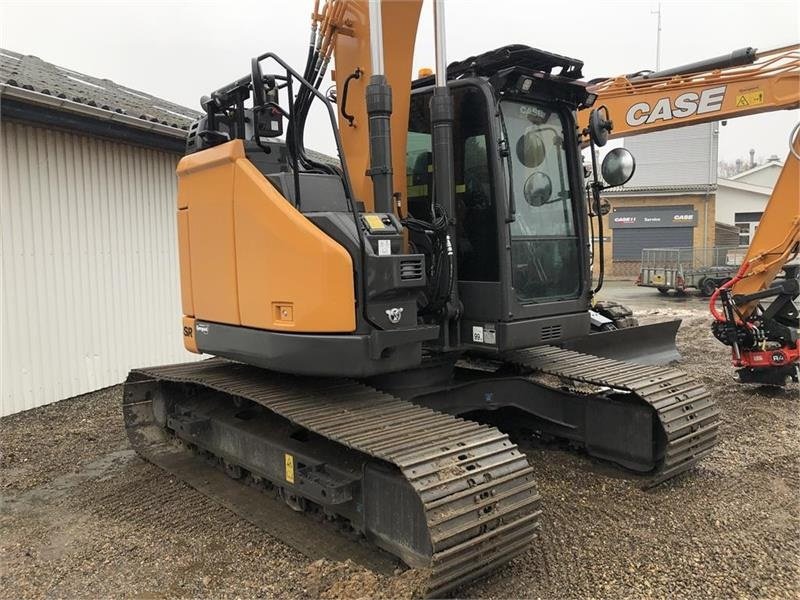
[364,214,386,230]
[407,184,428,198]
[284,453,295,484]
[735,90,764,108]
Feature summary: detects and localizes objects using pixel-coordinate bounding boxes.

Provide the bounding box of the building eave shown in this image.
[1,85,188,153]
[717,178,772,195]
[1,83,187,138]
[729,161,783,180]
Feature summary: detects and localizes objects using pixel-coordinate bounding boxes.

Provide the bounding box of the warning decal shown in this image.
[284,453,295,483]
[735,90,764,107]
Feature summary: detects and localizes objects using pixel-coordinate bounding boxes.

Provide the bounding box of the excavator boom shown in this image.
[581,44,800,384]
[580,44,799,139]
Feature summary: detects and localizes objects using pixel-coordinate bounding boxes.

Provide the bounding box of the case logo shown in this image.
[385,307,404,324]
[625,85,726,127]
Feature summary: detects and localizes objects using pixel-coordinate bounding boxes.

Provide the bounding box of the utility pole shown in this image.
[651,2,662,70]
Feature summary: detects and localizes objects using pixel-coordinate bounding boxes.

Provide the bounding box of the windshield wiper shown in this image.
[497,108,516,224]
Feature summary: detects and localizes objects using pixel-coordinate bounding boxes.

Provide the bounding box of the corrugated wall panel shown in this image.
[624,122,718,188]
[1,121,194,416]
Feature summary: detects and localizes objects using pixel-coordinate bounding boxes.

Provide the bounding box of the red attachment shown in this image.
[709,260,750,323]
[734,342,800,369]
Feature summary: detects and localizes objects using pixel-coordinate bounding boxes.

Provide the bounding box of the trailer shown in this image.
[637,247,746,296]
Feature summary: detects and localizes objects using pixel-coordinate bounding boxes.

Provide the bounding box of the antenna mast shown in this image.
[651,2,662,70]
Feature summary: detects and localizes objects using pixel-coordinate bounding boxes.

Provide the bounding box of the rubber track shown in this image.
[130,359,542,597]
[505,346,720,485]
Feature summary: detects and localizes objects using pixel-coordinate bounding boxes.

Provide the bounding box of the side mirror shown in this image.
[523,172,553,207]
[601,148,636,188]
[589,105,612,147]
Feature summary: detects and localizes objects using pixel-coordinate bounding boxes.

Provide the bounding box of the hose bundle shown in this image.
[287,0,347,175]
[403,203,454,316]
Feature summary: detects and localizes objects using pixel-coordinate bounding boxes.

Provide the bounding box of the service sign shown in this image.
[609,207,697,228]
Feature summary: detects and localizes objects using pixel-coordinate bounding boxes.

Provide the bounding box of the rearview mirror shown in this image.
[589,105,612,147]
[523,172,553,207]
[601,148,636,188]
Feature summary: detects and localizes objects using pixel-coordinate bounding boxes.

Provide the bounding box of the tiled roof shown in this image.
[0,48,200,131]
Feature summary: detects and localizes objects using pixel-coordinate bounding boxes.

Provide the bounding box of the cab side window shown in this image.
[407,86,499,281]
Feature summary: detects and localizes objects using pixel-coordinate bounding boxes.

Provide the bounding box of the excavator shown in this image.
[120,1,787,594]
[582,44,800,385]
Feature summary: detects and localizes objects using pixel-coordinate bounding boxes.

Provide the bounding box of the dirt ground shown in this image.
[2,288,798,599]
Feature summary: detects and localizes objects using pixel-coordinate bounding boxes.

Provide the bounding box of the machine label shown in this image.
[735,89,764,107]
[472,326,484,343]
[284,453,295,484]
[378,239,391,256]
[364,214,386,230]
[483,325,497,345]
[385,307,404,324]
[196,323,209,335]
[625,85,726,127]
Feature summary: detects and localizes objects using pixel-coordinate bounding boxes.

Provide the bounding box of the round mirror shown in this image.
[516,129,546,168]
[601,147,636,188]
[589,105,612,147]
[523,172,553,207]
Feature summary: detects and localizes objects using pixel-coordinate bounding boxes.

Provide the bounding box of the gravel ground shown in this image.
[1,300,798,599]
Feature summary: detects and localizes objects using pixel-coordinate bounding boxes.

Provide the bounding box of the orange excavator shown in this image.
[122,0,794,594]
[580,44,800,384]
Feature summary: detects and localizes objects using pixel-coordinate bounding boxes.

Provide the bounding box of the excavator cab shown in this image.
[404,46,632,351]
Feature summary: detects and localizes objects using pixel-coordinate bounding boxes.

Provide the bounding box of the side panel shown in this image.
[177,209,194,317]
[233,158,356,332]
[177,140,356,334]
[177,142,241,325]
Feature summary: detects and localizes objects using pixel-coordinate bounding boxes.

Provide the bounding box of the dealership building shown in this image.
[598,122,720,277]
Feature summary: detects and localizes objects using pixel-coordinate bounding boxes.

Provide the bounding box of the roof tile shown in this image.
[0,48,201,130]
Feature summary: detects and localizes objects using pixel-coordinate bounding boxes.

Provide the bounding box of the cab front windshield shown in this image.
[502,101,581,303]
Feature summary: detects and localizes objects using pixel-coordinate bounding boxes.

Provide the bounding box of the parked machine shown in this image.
[709,140,799,385]
[583,44,799,385]
[123,1,728,594]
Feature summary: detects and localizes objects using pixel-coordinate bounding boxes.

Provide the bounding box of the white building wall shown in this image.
[624,122,719,187]
[715,186,770,225]
[1,121,194,416]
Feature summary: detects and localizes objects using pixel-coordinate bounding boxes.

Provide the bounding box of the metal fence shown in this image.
[641,247,746,273]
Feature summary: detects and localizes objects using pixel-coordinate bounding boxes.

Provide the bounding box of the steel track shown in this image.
[505,346,721,485]
[124,359,542,597]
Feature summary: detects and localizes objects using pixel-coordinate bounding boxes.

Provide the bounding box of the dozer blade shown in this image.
[123,360,541,598]
[562,319,682,366]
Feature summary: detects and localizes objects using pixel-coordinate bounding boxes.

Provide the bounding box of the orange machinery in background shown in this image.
[579,44,800,383]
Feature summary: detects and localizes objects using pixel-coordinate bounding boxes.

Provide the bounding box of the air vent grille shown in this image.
[541,324,562,341]
[400,258,424,281]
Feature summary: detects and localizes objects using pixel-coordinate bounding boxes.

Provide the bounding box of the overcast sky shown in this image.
[2,0,798,162]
